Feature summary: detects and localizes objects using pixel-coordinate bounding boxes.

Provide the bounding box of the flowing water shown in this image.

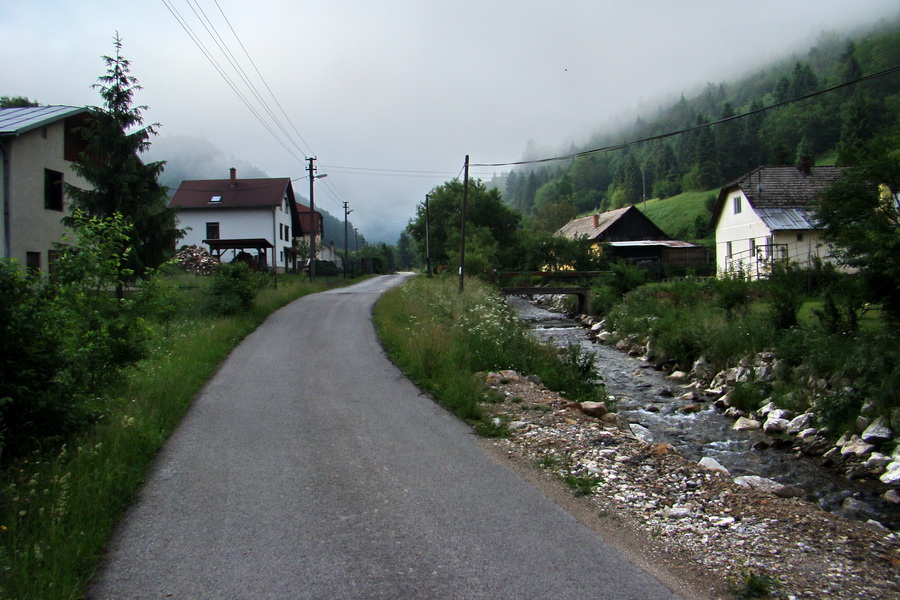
[508,296,900,529]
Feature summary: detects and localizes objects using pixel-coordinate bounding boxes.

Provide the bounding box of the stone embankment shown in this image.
[580,313,900,503]
[482,369,900,599]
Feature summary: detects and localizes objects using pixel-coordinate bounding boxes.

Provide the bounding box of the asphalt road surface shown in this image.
[88,275,683,600]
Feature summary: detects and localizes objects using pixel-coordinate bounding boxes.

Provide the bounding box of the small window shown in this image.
[726,241,733,258]
[26,252,41,272]
[796,233,804,242]
[749,238,756,256]
[733,195,742,215]
[209,195,222,203]
[44,169,64,211]
[206,222,220,240]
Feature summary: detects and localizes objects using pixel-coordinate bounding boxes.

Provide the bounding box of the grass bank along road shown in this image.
[88,274,680,600]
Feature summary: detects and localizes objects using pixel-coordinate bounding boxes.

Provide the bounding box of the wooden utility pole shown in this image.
[458,155,469,293]
[425,194,432,277]
[343,201,351,278]
[307,157,317,281]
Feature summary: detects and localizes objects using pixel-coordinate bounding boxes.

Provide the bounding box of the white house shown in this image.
[0,105,93,272]
[169,168,322,273]
[712,161,843,279]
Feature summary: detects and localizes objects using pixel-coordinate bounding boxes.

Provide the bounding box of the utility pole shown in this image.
[343,201,352,279]
[424,194,432,277]
[307,157,317,281]
[354,228,359,276]
[458,154,469,293]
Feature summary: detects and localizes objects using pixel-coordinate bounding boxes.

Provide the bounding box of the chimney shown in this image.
[798,156,812,176]
[592,213,600,228]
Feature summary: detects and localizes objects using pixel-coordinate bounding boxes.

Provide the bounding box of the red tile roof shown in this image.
[169,177,291,209]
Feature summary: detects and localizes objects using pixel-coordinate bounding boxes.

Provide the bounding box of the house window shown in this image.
[44,169,64,211]
[726,241,733,258]
[26,252,41,272]
[209,195,222,204]
[749,238,756,257]
[733,195,742,215]
[206,222,220,240]
[796,233,804,242]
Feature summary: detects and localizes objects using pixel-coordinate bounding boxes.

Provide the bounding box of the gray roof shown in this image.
[754,207,819,231]
[554,206,632,240]
[607,240,701,248]
[0,105,89,136]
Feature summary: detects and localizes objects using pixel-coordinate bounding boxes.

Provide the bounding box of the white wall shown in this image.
[176,205,294,270]
[715,190,772,277]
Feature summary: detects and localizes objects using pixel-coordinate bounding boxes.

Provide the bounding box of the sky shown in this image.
[2,1,898,243]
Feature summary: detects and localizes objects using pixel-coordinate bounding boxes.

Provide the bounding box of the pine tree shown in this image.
[66,34,180,281]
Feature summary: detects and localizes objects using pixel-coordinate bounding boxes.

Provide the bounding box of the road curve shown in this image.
[88,274,682,600]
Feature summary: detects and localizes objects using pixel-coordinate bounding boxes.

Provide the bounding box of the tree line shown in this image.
[502,22,900,234]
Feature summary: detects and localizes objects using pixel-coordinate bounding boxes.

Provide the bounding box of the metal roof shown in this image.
[607,240,701,248]
[754,207,819,231]
[0,105,89,136]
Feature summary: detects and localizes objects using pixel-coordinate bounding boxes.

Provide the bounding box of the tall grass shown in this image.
[374,276,605,424]
[0,273,340,600]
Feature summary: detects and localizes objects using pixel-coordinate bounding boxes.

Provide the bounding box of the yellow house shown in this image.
[0,106,92,272]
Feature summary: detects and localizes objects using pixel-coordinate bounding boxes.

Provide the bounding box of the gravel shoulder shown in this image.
[477,370,900,600]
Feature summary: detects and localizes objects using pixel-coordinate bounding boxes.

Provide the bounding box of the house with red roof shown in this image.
[711,160,843,279]
[169,168,322,272]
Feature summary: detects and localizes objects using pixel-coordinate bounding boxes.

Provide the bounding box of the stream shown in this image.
[508,296,900,530]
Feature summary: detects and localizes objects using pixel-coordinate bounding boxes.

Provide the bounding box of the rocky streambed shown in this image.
[506,296,900,530]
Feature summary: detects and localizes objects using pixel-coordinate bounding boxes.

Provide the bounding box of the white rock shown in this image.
[763,417,790,434]
[710,516,736,528]
[733,417,761,431]
[664,504,693,518]
[508,421,529,430]
[840,435,875,457]
[880,461,900,485]
[699,457,730,475]
[630,423,654,443]
[667,370,689,382]
[769,408,793,421]
[734,475,784,494]
[757,402,776,418]
[861,417,893,444]
[864,452,892,469]
[798,427,818,439]
[787,413,813,435]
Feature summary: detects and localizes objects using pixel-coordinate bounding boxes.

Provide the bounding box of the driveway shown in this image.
[88,275,682,599]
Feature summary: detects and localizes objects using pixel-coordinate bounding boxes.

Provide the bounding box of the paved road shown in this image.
[89,275,682,600]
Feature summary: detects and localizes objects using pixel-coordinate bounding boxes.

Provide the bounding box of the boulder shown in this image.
[579,401,608,418]
[664,504,693,519]
[733,417,762,431]
[630,423,654,443]
[667,370,689,382]
[768,408,794,421]
[508,421,529,431]
[756,401,776,419]
[864,452,892,469]
[698,456,730,475]
[880,461,900,485]
[763,417,790,434]
[734,475,786,495]
[840,435,875,457]
[786,413,813,435]
[884,489,900,504]
[861,417,893,444]
[691,356,715,381]
[678,403,703,414]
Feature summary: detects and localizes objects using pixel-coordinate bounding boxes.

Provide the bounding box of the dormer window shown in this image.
[733,196,742,215]
[210,195,222,203]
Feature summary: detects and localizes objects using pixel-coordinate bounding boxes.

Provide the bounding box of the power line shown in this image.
[472,64,900,168]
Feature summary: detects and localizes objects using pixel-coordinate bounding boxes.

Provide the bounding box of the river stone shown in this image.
[678,403,703,414]
[698,456,730,475]
[667,370,689,382]
[787,413,813,435]
[508,421,529,431]
[864,452,892,469]
[724,407,746,419]
[861,417,893,444]
[579,401,608,418]
[733,417,761,431]
[798,427,818,439]
[630,423,654,443]
[757,401,776,419]
[692,356,714,381]
[885,489,900,504]
[880,461,900,485]
[763,417,790,434]
[734,475,785,495]
[664,504,693,518]
[769,408,794,421]
[840,435,875,457]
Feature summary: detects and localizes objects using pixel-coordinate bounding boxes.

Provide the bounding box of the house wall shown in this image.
[715,190,772,277]
[1,119,91,271]
[176,205,294,271]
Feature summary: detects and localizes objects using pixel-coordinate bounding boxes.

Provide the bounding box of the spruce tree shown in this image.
[66,34,180,280]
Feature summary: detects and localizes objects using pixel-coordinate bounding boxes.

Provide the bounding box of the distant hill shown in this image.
[504,19,900,221]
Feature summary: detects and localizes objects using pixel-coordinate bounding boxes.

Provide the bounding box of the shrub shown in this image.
[205,262,261,315]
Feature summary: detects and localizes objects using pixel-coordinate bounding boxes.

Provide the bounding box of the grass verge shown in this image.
[373,276,605,428]
[0,274,344,600]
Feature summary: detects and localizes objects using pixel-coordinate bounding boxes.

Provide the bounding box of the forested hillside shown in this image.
[503,22,900,237]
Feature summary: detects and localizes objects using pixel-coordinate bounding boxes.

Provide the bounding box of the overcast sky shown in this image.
[2,1,898,242]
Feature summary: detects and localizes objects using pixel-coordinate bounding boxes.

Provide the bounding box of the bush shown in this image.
[205,262,261,315]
